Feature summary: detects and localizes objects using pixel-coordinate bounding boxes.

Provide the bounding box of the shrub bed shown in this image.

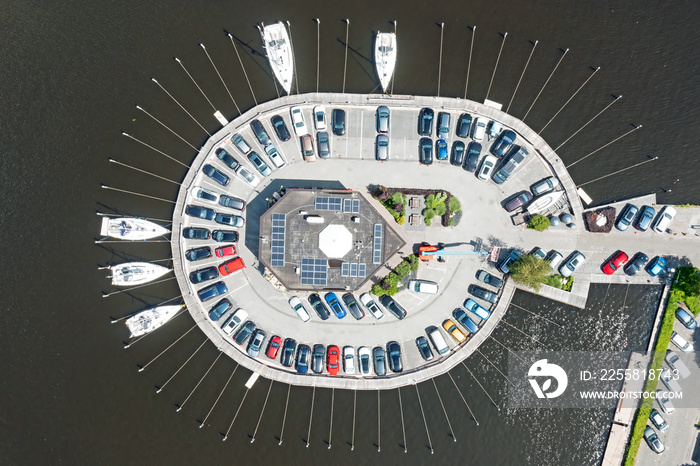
[583,207,616,233]
[370,254,420,297]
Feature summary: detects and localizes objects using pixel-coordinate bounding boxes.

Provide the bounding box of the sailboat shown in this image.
[107,262,172,286]
[125,305,182,338]
[527,191,564,215]
[259,21,294,94]
[100,217,169,241]
[374,32,397,93]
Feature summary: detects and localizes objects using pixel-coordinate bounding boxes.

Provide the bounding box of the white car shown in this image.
[477,155,498,181]
[665,351,691,379]
[546,251,564,271]
[660,369,682,394]
[670,331,693,352]
[235,165,260,187]
[313,105,327,131]
[472,117,487,142]
[357,346,372,375]
[288,296,311,322]
[221,308,248,335]
[408,279,439,294]
[290,106,308,136]
[343,346,355,374]
[193,186,219,204]
[559,252,585,278]
[657,390,675,414]
[359,293,384,320]
[264,144,286,168]
[652,206,677,233]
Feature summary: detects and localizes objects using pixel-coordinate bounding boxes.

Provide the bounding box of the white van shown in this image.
[408,280,439,294]
[428,329,449,355]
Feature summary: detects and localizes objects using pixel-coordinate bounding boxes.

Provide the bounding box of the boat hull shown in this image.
[261,22,294,94]
[100,217,169,241]
[375,32,397,93]
[527,191,564,215]
[126,305,182,338]
[110,262,171,286]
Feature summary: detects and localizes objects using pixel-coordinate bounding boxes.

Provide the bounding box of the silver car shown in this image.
[559,252,585,277]
[375,134,389,161]
[376,106,390,133]
[531,176,560,196]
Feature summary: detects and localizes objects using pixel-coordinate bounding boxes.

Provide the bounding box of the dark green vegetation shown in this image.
[510,254,571,292]
[370,254,420,296]
[527,214,551,231]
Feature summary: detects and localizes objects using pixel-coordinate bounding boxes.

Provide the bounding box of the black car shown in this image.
[281,338,297,367]
[419,108,434,136]
[202,164,230,186]
[212,230,239,242]
[493,145,530,184]
[185,246,212,262]
[317,131,330,159]
[271,115,291,141]
[250,119,271,146]
[342,293,365,320]
[490,129,516,157]
[373,346,387,376]
[233,321,255,345]
[624,252,649,276]
[216,148,240,171]
[308,293,330,320]
[416,336,434,361]
[380,295,407,320]
[189,266,219,284]
[464,142,481,172]
[312,344,325,374]
[456,113,472,137]
[332,109,346,136]
[183,227,210,240]
[247,329,267,358]
[475,270,503,289]
[219,195,246,211]
[387,341,403,373]
[419,137,433,165]
[186,205,216,220]
[451,141,465,166]
[469,285,498,304]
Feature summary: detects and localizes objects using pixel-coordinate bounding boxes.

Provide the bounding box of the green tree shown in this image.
[509,254,552,291]
[448,196,461,212]
[423,208,435,220]
[677,267,700,297]
[435,203,446,216]
[528,214,551,232]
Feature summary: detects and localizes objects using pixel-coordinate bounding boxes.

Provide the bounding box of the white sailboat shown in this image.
[374,32,397,93]
[100,217,169,241]
[125,305,182,338]
[107,262,172,286]
[527,191,564,215]
[260,21,294,94]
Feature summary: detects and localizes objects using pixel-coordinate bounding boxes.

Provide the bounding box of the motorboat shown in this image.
[375,32,397,93]
[259,21,294,94]
[100,217,169,241]
[107,262,171,286]
[125,305,182,338]
[527,191,564,215]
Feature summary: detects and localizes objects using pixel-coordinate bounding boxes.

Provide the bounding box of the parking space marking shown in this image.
[425,265,447,272]
[359,111,364,159]
[230,281,250,294]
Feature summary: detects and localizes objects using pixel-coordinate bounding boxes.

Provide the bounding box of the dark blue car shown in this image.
[186,205,216,221]
[453,308,479,334]
[324,292,347,319]
[202,164,230,186]
[208,298,232,321]
[198,281,228,302]
[491,130,516,157]
[296,344,311,374]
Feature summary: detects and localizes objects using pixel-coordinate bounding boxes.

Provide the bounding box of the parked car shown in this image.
[493,145,530,184]
[194,186,219,204]
[183,227,210,240]
[358,346,371,375]
[532,247,546,260]
[185,246,212,262]
[289,296,312,322]
[264,144,286,168]
[327,345,340,375]
[248,152,271,176]
[380,295,407,320]
[190,266,218,284]
[657,390,675,414]
[312,344,325,374]
[186,205,216,221]
[456,113,472,138]
[332,108,346,136]
[250,119,271,146]
[443,319,466,343]
[281,338,296,367]
[675,307,697,330]
[215,213,245,228]
[463,298,491,320]
[300,134,316,162]
[216,148,240,171]
[546,251,564,271]
[476,270,503,289]
[376,106,390,133]
[271,115,291,141]
[416,336,434,361]
[646,256,666,276]
[296,344,311,374]
[419,137,433,165]
[437,112,451,139]
[615,204,638,231]
[453,308,479,334]
[221,307,246,334]
[375,134,389,161]
[419,108,434,136]
[436,139,448,161]
[209,298,233,322]
[649,408,668,432]
[408,279,439,294]
[219,257,245,276]
[602,251,628,275]
[341,293,365,320]
[464,142,481,172]
[387,341,403,372]
[212,230,239,242]
[313,105,327,131]
[359,293,384,319]
[652,206,677,233]
[635,205,655,231]
[451,141,465,166]
[308,293,330,320]
[231,134,252,154]
[373,346,387,376]
[266,335,282,359]
[504,191,533,212]
[499,249,523,274]
[660,368,682,393]
[234,321,255,345]
[477,155,498,181]
[624,252,648,276]
[469,285,498,304]
[560,252,586,277]
[219,195,246,211]
[491,129,516,157]
[472,117,487,141]
[343,346,355,374]
[235,165,260,187]
[531,177,560,196]
[670,331,693,352]
[198,281,227,302]
[643,426,665,454]
[666,351,691,379]
[325,292,347,319]
[290,106,308,136]
[247,329,266,357]
[317,131,330,158]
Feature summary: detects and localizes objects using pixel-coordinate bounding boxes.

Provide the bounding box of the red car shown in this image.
[327,345,340,375]
[219,257,245,276]
[602,251,628,275]
[215,245,237,258]
[266,336,282,359]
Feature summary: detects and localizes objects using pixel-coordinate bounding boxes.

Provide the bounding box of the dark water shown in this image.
[0,1,697,464]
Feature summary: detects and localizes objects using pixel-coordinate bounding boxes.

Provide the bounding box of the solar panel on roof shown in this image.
[270,213,286,267]
[341,262,366,278]
[315,196,342,211]
[372,224,383,264]
[343,199,360,213]
[300,258,328,286]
